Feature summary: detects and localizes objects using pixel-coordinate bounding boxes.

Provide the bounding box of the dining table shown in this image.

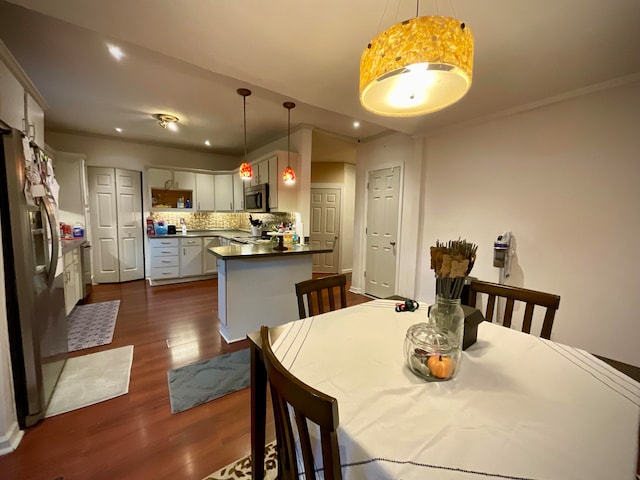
[248,299,640,480]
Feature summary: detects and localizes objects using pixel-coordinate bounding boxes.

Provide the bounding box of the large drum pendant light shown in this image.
[359,9,474,117]
[282,102,296,185]
[237,88,253,181]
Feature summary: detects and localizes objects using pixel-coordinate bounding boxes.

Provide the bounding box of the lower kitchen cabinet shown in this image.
[149,237,180,281]
[203,237,220,274]
[180,237,203,277]
[63,248,83,316]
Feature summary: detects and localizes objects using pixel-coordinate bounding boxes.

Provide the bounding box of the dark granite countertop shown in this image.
[61,238,86,255]
[207,244,332,260]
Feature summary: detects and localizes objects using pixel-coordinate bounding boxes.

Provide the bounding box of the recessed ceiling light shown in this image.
[115,127,123,133]
[353,121,361,129]
[204,140,211,146]
[107,44,125,61]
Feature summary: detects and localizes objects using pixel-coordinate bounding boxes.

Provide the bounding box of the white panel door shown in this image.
[89,167,119,283]
[116,169,143,282]
[365,167,401,298]
[310,188,341,274]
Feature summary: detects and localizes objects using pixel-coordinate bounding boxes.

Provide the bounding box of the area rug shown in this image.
[67,300,120,352]
[167,349,250,414]
[45,345,134,418]
[203,441,278,480]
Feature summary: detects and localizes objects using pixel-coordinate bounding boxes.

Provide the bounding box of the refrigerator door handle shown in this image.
[41,195,59,288]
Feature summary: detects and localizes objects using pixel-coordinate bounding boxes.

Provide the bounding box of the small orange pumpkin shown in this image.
[427,355,453,379]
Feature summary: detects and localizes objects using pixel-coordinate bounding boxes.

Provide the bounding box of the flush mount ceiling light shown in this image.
[153,113,179,131]
[359,1,474,117]
[282,102,296,185]
[237,88,253,181]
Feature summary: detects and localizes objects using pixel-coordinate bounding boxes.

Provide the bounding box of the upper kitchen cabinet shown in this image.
[250,159,269,186]
[214,174,234,212]
[267,150,300,213]
[173,170,196,191]
[233,171,244,212]
[195,172,215,211]
[147,168,174,189]
[148,168,194,210]
[0,40,48,149]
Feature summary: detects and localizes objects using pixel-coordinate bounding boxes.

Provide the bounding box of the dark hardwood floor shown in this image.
[0,276,371,480]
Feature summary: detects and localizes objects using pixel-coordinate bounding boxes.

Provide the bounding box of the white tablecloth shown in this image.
[272,299,640,480]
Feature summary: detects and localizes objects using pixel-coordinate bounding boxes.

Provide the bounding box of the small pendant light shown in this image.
[237,88,253,181]
[282,101,296,184]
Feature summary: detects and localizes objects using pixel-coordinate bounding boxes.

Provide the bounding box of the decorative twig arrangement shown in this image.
[430,239,478,299]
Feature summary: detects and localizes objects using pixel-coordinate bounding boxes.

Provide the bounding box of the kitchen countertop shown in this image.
[207,244,332,260]
[61,238,86,255]
[149,229,252,239]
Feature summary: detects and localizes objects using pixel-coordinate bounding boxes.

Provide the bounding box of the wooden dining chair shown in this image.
[295,274,347,319]
[462,279,561,339]
[261,326,342,480]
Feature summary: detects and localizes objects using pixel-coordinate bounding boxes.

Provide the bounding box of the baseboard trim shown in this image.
[0,420,23,455]
[349,286,362,294]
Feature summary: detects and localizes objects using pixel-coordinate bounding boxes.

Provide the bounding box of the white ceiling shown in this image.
[1,0,639,155]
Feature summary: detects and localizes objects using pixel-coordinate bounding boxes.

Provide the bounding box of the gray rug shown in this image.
[167,349,250,414]
[46,345,134,417]
[68,300,120,352]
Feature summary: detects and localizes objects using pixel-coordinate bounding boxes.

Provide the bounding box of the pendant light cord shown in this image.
[287,106,291,165]
[243,95,247,163]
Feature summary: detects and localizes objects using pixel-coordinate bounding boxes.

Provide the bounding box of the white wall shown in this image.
[46,131,238,172]
[413,80,640,366]
[0,222,24,453]
[352,131,423,298]
[342,163,356,272]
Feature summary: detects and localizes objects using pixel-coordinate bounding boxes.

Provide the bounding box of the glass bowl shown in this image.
[404,323,461,381]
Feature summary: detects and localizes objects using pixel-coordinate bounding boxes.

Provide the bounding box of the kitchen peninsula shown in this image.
[207,243,332,342]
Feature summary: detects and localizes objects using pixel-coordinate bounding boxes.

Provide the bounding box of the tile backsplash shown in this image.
[150,211,295,231]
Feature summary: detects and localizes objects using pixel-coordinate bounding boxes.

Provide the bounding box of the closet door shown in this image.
[89,167,119,283]
[116,169,143,282]
[89,167,144,283]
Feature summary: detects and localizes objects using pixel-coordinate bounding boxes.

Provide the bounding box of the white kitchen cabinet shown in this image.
[250,159,269,186]
[173,170,196,191]
[0,49,47,148]
[25,93,44,148]
[267,150,300,212]
[195,173,215,211]
[180,237,203,277]
[149,237,179,281]
[233,172,244,211]
[214,174,234,212]
[63,248,83,316]
[203,237,220,274]
[148,168,174,189]
[0,58,24,130]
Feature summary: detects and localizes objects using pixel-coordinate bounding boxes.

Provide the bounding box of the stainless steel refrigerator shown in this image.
[1,126,67,428]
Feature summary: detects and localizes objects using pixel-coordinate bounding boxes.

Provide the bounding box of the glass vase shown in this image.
[404,296,464,381]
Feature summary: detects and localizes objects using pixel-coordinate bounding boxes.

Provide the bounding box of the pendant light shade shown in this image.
[359,15,474,117]
[237,88,253,181]
[283,102,296,185]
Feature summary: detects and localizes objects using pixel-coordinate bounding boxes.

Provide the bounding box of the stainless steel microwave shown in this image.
[245,183,269,212]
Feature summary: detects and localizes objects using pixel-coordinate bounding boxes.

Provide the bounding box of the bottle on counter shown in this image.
[72,222,84,238]
[146,216,155,236]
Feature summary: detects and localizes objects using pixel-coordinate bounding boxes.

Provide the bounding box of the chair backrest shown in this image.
[463,279,561,339]
[295,274,347,319]
[261,326,342,480]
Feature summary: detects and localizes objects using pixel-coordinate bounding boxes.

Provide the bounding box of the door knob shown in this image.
[390,241,396,246]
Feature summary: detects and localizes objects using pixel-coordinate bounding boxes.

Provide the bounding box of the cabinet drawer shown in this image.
[151,246,179,257]
[151,256,179,268]
[180,237,202,247]
[150,266,179,279]
[149,237,179,247]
